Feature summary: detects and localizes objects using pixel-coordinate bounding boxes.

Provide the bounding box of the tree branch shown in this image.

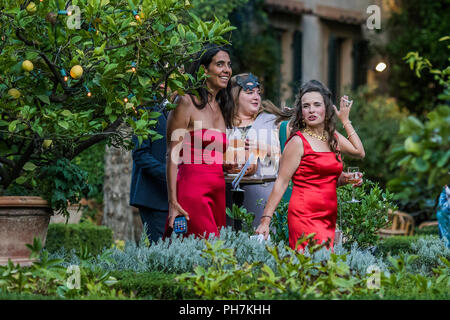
[1,139,36,188]
[0,156,15,167]
[69,118,124,159]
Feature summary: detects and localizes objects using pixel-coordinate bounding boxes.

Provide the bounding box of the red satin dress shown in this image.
[165,128,228,239]
[287,131,343,251]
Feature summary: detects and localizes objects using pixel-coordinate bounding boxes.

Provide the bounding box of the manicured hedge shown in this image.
[349,277,450,300]
[0,291,64,300]
[45,222,113,255]
[110,271,197,300]
[415,225,439,236]
[375,235,422,256]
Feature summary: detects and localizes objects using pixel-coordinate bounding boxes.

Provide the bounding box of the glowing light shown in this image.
[375,62,387,72]
[60,69,68,82]
[124,97,128,103]
[132,10,140,20]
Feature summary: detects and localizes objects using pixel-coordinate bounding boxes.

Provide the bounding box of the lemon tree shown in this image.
[0,0,234,216]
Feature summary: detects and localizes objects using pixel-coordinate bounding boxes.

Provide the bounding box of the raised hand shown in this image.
[333,95,353,124]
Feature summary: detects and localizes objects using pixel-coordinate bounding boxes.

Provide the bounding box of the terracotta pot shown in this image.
[0,196,52,266]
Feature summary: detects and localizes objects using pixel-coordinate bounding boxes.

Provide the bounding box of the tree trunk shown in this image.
[102,143,136,242]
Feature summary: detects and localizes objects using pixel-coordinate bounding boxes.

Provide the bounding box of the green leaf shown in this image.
[170,36,179,46]
[138,76,150,87]
[186,31,196,42]
[437,150,450,168]
[168,13,178,22]
[60,110,73,117]
[15,176,27,185]
[147,112,160,119]
[412,158,429,172]
[400,116,424,135]
[104,63,119,74]
[71,36,82,44]
[37,95,50,105]
[8,120,18,132]
[177,24,185,38]
[58,121,70,130]
[23,162,37,171]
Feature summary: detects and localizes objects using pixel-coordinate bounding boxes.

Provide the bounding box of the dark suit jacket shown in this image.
[129,108,168,211]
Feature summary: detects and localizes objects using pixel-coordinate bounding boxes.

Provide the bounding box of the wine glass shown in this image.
[260,156,274,178]
[346,166,361,203]
[226,138,245,174]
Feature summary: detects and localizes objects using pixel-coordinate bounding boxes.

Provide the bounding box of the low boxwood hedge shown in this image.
[45,221,113,255]
[415,225,439,236]
[375,235,423,256]
[110,270,197,300]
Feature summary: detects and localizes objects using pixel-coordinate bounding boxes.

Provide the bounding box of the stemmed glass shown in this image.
[346,166,361,203]
[258,149,270,178]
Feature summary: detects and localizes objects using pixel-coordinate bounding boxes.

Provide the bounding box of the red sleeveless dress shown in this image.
[286,131,343,250]
[165,129,228,238]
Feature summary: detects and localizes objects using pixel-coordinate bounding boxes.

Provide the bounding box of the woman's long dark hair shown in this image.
[291,80,341,162]
[186,44,233,128]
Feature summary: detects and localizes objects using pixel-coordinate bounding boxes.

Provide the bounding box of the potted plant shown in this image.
[0,0,234,265]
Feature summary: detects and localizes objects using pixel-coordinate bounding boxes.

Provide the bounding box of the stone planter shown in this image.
[0,196,52,266]
[50,204,82,224]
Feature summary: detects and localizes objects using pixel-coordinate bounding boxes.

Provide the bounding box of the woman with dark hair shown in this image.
[255,80,365,250]
[164,44,233,238]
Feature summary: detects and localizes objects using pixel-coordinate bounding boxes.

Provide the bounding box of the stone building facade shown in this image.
[263,0,390,105]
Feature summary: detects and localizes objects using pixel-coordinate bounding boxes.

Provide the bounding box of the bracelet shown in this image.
[347,131,357,139]
[261,215,272,220]
[343,121,352,128]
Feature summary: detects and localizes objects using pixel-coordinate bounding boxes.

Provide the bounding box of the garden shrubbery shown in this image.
[415,225,439,236]
[376,236,420,256]
[2,228,449,300]
[45,221,113,255]
[110,271,196,300]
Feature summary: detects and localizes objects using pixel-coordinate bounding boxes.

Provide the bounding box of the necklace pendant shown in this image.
[304,128,327,142]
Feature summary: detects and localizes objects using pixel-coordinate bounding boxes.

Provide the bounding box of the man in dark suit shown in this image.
[129,103,168,244]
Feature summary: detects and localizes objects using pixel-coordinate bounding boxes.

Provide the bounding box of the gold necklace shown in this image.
[303,127,327,142]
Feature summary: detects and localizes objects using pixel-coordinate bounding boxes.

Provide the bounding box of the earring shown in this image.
[301,119,306,127]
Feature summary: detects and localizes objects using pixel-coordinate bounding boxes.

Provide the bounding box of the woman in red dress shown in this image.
[164,44,233,238]
[255,80,365,250]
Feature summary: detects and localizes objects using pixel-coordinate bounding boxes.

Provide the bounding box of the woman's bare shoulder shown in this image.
[171,94,196,116]
[175,94,195,107]
[286,134,302,147]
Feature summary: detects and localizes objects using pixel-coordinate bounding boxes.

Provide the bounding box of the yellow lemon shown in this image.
[8,88,21,99]
[22,60,34,72]
[42,139,53,149]
[70,65,83,79]
[26,2,37,13]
